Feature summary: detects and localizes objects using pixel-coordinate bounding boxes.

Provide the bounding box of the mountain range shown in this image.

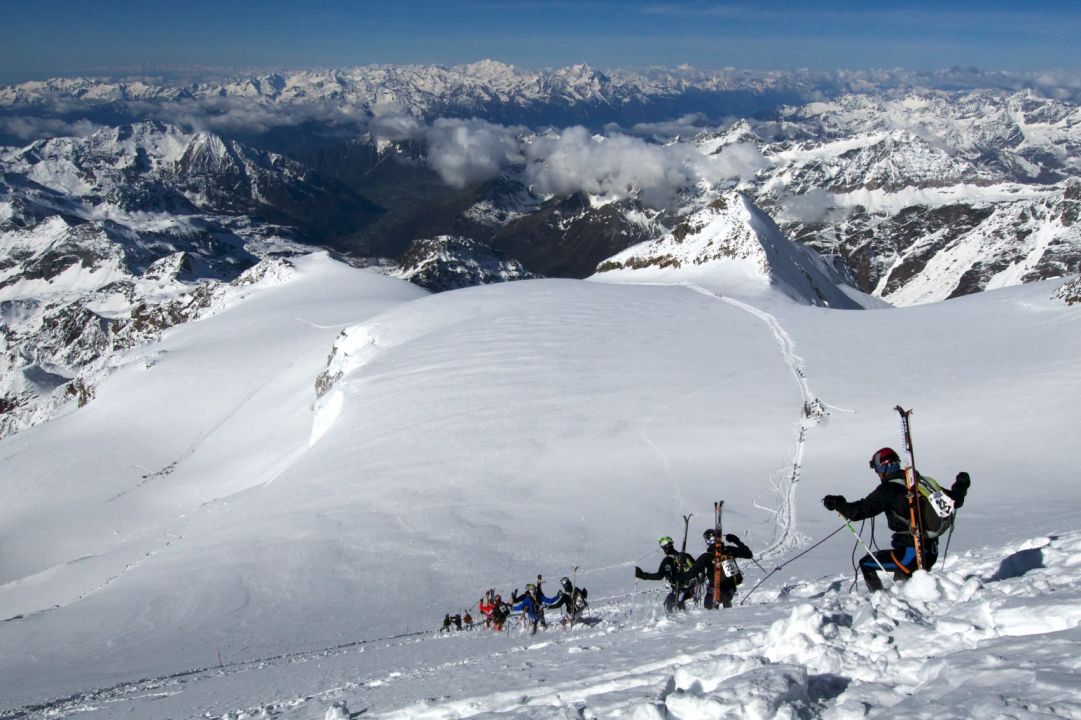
[2,63,1081,719]
[2,65,1080,437]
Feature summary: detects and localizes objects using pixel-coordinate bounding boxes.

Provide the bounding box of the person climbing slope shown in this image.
[511,582,555,635]
[634,535,696,613]
[544,576,589,625]
[823,447,970,591]
[683,528,753,609]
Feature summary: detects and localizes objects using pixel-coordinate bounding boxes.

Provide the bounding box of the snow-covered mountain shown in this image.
[4,64,1079,136]
[593,191,867,309]
[722,90,1081,304]
[0,121,391,437]
[1,249,1078,718]
[1,120,382,241]
[3,71,1081,440]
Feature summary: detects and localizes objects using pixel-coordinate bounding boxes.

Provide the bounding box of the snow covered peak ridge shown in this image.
[593,191,863,308]
[5,64,1081,147]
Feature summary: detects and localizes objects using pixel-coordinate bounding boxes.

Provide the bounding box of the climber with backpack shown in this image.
[822,446,971,591]
[544,576,589,625]
[682,528,753,609]
[510,581,555,635]
[634,535,696,613]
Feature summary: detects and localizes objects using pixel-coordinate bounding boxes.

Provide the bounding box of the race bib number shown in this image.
[721,558,739,578]
[928,491,955,518]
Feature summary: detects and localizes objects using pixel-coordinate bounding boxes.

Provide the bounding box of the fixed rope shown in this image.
[739,524,847,605]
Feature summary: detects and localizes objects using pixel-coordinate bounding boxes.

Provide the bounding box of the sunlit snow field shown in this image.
[1,253,1079,718]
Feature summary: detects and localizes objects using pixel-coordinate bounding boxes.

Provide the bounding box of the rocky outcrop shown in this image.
[395,235,537,292]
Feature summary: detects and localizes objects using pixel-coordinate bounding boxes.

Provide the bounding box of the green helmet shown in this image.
[658,536,674,547]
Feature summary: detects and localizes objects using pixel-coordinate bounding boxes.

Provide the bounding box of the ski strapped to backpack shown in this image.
[713,500,742,605]
[894,406,956,568]
[713,502,723,605]
[895,406,926,570]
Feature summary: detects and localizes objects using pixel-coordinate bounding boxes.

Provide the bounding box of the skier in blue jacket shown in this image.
[510,582,556,634]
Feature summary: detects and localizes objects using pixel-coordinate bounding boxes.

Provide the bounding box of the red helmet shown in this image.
[869,447,901,472]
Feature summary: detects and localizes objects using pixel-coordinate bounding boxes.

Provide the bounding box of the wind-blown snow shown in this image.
[0,253,1079,719]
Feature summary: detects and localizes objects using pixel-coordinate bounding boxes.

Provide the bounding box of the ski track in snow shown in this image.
[640,427,687,512]
[7,532,1081,720]
[684,285,823,562]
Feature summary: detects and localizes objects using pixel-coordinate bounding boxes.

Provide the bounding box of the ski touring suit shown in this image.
[511,585,556,634]
[683,534,753,608]
[825,463,970,591]
[635,546,696,613]
[544,578,589,625]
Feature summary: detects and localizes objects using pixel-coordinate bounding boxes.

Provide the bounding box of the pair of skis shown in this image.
[682,505,730,607]
[713,502,724,606]
[896,405,926,571]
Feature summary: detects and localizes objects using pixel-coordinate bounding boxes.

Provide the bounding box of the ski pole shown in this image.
[838,514,893,580]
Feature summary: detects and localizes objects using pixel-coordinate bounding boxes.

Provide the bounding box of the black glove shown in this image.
[634,566,645,580]
[822,495,845,512]
[511,589,519,602]
[725,533,739,543]
[954,471,971,489]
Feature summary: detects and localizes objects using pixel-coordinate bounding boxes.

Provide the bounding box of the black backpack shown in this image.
[890,473,956,539]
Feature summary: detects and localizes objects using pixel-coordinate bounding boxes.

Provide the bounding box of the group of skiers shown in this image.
[636,436,972,608]
[451,576,590,635]
[439,611,474,632]
[444,416,974,626]
[635,528,753,612]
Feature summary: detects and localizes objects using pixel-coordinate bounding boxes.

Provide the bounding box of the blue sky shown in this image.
[2,0,1079,84]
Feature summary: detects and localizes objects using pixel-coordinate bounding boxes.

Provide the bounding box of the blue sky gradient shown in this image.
[2,0,1079,84]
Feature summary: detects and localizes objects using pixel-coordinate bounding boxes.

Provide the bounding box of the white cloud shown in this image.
[523,128,767,208]
[0,116,103,142]
[423,118,525,187]
[777,188,837,224]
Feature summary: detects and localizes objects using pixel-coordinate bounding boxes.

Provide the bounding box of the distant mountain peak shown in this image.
[593,191,862,308]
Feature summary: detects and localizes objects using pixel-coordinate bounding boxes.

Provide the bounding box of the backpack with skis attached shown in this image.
[889,472,956,539]
[894,405,957,571]
[713,501,743,605]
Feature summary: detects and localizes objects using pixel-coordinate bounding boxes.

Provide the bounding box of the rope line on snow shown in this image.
[739,523,847,605]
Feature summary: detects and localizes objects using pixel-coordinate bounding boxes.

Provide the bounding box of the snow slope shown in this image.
[1,254,1079,718]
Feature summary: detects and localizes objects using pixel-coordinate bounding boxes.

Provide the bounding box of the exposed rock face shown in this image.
[1053,274,1081,305]
[395,235,537,292]
[489,193,661,278]
[717,91,1081,305]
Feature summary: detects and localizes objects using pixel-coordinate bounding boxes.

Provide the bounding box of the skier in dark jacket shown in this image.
[544,576,589,625]
[511,582,555,635]
[490,594,511,631]
[681,529,753,609]
[823,447,971,591]
[634,536,696,613]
